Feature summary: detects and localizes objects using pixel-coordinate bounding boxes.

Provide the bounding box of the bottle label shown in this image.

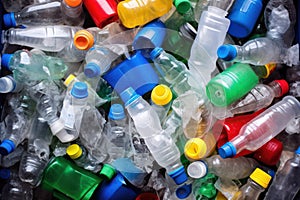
[64,108,75,129]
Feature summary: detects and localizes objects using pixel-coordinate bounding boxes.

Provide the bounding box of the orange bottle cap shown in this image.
[64,0,82,7]
[74,30,94,50]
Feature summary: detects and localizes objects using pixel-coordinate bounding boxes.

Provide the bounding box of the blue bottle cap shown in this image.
[295,146,300,154]
[84,62,101,78]
[218,142,237,158]
[3,13,16,27]
[108,104,126,120]
[1,54,13,70]
[102,51,159,96]
[176,184,192,199]
[168,166,188,185]
[0,169,11,179]
[217,45,237,61]
[150,47,163,60]
[267,169,276,178]
[92,172,139,200]
[120,87,140,106]
[0,139,16,155]
[71,82,88,99]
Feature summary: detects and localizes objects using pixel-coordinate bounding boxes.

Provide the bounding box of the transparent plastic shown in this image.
[1,177,33,200]
[235,178,266,200]
[0,146,25,168]
[188,6,230,84]
[61,0,85,26]
[2,25,81,52]
[0,75,23,93]
[2,0,54,12]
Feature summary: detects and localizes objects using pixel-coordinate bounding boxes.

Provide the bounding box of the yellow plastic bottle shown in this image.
[117,0,173,28]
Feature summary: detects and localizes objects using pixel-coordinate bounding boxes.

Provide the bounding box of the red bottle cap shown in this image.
[135,193,159,200]
[274,79,289,97]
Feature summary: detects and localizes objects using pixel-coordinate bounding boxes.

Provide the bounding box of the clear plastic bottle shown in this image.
[0,145,25,168]
[105,104,132,159]
[2,25,81,52]
[59,82,89,142]
[264,146,300,200]
[0,75,23,93]
[66,144,102,173]
[216,80,289,119]
[188,6,230,84]
[187,155,259,180]
[121,87,188,185]
[2,0,54,12]
[0,107,31,155]
[61,0,85,26]
[117,0,173,28]
[234,168,272,200]
[217,37,286,65]
[1,50,68,83]
[219,96,300,158]
[3,1,63,28]
[19,116,53,186]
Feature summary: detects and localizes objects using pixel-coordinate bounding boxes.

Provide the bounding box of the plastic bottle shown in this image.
[187,155,259,180]
[150,84,173,122]
[1,50,68,83]
[192,173,218,200]
[233,168,272,200]
[206,63,259,107]
[66,144,102,173]
[219,96,300,158]
[264,146,300,200]
[121,87,188,185]
[19,116,53,186]
[217,37,286,65]
[117,0,173,28]
[217,79,289,119]
[188,5,230,84]
[0,145,25,168]
[0,107,31,155]
[2,25,81,52]
[59,82,89,142]
[0,75,23,93]
[84,0,119,28]
[61,0,85,26]
[2,0,54,12]
[3,1,63,28]
[105,104,132,159]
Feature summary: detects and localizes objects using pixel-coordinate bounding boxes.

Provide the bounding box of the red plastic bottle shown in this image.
[83,0,119,28]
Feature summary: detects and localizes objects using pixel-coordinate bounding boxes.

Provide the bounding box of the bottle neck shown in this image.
[267,81,282,98]
[239,179,265,200]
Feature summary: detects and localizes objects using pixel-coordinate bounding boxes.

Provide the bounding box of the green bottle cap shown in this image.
[99,164,116,180]
[174,0,191,14]
[199,183,217,198]
[206,63,259,107]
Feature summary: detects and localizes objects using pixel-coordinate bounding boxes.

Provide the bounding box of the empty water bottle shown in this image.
[0,75,23,93]
[61,0,85,26]
[2,0,53,12]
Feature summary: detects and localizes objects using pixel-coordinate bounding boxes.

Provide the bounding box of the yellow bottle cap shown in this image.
[74,30,94,50]
[184,138,207,160]
[250,168,272,188]
[64,74,76,87]
[151,84,172,106]
[263,63,276,78]
[64,0,82,7]
[66,144,83,159]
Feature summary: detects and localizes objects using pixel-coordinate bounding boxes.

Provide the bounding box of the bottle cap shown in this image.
[218,142,236,158]
[84,63,101,78]
[66,144,83,159]
[135,193,159,200]
[168,166,188,185]
[1,54,13,69]
[3,13,16,27]
[274,79,289,97]
[0,139,16,155]
[64,0,82,7]
[0,169,11,179]
[71,82,88,99]
[74,30,94,50]
[187,161,208,179]
[295,146,300,154]
[120,87,140,106]
[108,104,125,120]
[175,184,192,199]
[250,168,272,188]
[151,84,172,106]
[174,0,191,14]
[184,138,207,160]
[64,74,76,87]
[199,183,217,198]
[99,164,116,180]
[217,45,237,61]
[150,47,163,60]
[263,63,277,78]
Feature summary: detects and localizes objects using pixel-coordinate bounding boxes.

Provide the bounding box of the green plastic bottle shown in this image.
[206,63,259,107]
[41,156,103,200]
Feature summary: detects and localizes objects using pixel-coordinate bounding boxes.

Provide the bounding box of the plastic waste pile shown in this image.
[0,0,300,199]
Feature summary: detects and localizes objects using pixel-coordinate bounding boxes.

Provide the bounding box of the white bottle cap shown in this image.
[187,161,208,179]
